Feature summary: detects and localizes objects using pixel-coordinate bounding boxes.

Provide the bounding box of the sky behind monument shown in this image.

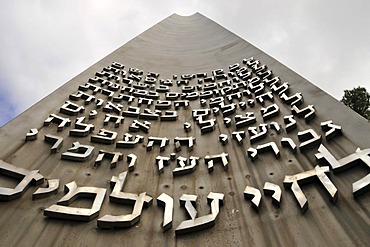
[0,0,369,126]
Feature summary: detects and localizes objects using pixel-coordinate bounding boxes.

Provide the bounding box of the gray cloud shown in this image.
[0,0,369,126]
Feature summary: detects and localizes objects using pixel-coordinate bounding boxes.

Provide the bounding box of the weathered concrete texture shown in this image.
[0,13,369,246]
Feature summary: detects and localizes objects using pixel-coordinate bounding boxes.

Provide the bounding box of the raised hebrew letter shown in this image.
[69,117,95,137]
[248,124,268,144]
[44,181,106,221]
[175,192,224,236]
[244,186,261,211]
[156,156,170,174]
[184,122,191,132]
[291,104,315,122]
[256,92,274,106]
[256,142,280,159]
[261,103,280,120]
[298,129,321,152]
[91,129,117,144]
[174,137,196,151]
[116,134,144,149]
[33,179,59,200]
[160,111,178,121]
[44,134,63,153]
[69,91,95,105]
[103,101,123,114]
[44,114,71,132]
[25,128,38,141]
[315,145,370,197]
[247,147,258,162]
[173,156,199,176]
[129,120,151,133]
[122,106,140,117]
[263,182,281,207]
[204,152,229,172]
[0,160,44,201]
[61,142,94,162]
[97,172,152,228]
[157,193,173,231]
[104,114,124,128]
[219,134,228,145]
[283,165,338,213]
[280,92,303,107]
[232,131,246,145]
[60,101,85,116]
[281,137,297,153]
[126,154,137,172]
[147,137,169,152]
[196,115,216,134]
[139,109,161,120]
[235,112,256,129]
[320,120,342,141]
[95,150,123,169]
[269,122,281,134]
[271,82,289,96]
[283,115,297,132]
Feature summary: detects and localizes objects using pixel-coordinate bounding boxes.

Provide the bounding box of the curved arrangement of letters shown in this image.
[1,57,369,236]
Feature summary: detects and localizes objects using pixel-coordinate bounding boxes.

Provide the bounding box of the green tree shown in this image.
[341,86,370,120]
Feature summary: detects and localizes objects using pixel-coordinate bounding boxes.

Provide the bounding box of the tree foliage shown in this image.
[341,86,370,120]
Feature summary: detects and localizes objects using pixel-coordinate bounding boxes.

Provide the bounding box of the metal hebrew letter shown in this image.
[283,115,297,132]
[204,152,229,172]
[157,193,173,231]
[174,137,196,151]
[126,154,137,172]
[0,160,44,201]
[116,134,144,149]
[219,134,228,145]
[44,181,106,221]
[156,156,171,174]
[60,101,85,116]
[283,165,338,213]
[256,91,274,106]
[97,172,153,228]
[261,103,280,120]
[291,104,315,122]
[44,134,63,153]
[248,124,268,144]
[44,114,71,131]
[256,142,280,159]
[104,114,124,128]
[280,92,303,107]
[147,137,169,152]
[25,128,38,141]
[160,111,178,121]
[61,142,94,162]
[91,129,117,144]
[232,131,246,145]
[69,117,95,137]
[103,101,123,114]
[263,182,281,207]
[244,186,261,211]
[235,112,256,129]
[175,192,224,236]
[95,150,123,169]
[298,129,321,152]
[33,179,59,200]
[315,145,370,197]
[320,120,342,141]
[172,156,199,176]
[129,120,151,133]
[281,137,297,153]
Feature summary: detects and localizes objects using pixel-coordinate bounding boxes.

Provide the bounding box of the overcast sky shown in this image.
[1,0,369,126]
